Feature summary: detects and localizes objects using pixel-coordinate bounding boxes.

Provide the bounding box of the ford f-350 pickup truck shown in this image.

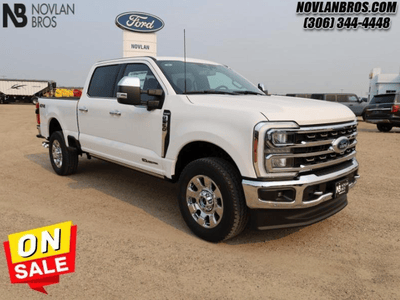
[36,56,360,242]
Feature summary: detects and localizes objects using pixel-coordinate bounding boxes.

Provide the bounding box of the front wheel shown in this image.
[49,131,78,175]
[178,158,248,242]
[377,124,392,132]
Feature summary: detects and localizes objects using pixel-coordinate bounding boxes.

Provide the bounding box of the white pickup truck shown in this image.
[36,56,359,242]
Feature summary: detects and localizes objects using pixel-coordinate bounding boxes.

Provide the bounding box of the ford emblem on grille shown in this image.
[115,12,164,33]
[331,136,350,153]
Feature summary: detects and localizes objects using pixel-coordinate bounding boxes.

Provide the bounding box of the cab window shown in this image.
[88,65,121,98]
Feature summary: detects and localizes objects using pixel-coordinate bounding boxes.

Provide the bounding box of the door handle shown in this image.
[109,110,121,116]
[79,107,88,112]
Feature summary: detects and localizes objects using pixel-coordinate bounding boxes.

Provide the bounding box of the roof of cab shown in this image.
[95,56,220,66]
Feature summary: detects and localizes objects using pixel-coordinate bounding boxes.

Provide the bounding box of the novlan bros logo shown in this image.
[2,4,27,27]
[2,3,75,28]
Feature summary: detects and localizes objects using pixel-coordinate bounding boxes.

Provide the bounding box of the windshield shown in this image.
[156,60,264,95]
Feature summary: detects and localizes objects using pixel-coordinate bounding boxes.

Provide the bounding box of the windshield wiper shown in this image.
[234,91,264,95]
[184,90,239,95]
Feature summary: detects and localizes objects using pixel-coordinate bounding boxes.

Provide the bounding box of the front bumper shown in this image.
[242,159,359,210]
[250,194,348,230]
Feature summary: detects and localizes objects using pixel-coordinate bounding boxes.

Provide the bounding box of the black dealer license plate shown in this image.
[334,179,349,198]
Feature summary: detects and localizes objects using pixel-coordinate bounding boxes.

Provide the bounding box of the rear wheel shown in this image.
[178,158,248,242]
[49,131,78,175]
[377,124,392,132]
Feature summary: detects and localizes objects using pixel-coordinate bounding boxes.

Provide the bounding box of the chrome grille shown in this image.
[264,121,358,173]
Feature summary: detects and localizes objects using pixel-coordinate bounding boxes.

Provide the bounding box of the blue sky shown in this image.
[1,0,399,95]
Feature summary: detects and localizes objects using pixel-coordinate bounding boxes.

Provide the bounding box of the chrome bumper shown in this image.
[243,159,359,209]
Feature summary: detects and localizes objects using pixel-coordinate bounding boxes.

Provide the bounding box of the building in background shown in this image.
[369,68,400,101]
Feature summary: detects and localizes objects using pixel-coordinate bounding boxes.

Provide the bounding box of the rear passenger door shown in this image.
[78,64,123,157]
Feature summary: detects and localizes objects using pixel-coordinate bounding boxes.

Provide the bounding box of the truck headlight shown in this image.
[271,132,295,146]
[271,157,294,168]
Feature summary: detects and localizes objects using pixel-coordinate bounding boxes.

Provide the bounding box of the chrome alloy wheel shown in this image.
[52,140,63,168]
[186,175,224,228]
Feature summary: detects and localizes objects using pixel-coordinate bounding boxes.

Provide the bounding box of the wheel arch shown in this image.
[173,141,241,182]
[48,118,63,138]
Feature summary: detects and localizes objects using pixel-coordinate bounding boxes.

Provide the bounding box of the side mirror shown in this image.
[258,83,268,95]
[117,76,142,105]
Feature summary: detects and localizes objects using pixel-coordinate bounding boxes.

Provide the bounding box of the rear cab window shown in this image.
[370,94,397,104]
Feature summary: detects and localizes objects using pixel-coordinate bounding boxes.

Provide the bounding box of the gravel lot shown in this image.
[0,104,399,299]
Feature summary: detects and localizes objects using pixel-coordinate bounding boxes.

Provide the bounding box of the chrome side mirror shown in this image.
[117,76,142,105]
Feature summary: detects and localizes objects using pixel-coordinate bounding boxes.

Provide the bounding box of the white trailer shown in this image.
[368,68,400,101]
[0,79,56,104]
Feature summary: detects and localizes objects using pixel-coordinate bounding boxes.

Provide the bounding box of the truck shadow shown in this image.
[26,153,301,244]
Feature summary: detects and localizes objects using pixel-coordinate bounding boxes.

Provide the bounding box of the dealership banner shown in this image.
[3,221,77,294]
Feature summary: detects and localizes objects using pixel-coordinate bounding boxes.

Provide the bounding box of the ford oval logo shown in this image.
[115,12,164,33]
[331,136,350,154]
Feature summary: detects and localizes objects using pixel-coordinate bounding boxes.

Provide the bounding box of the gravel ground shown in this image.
[0,104,399,299]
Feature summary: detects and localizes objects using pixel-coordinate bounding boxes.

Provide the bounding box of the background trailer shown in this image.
[0,79,56,104]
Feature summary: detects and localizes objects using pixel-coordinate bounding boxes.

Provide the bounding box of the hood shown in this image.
[187,94,356,126]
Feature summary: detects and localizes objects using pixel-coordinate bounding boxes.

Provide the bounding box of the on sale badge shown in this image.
[3,221,77,294]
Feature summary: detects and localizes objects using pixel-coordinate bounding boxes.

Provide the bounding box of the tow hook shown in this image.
[42,141,49,148]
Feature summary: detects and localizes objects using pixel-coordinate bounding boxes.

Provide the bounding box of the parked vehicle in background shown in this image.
[35,56,359,242]
[0,79,56,104]
[286,93,367,116]
[364,93,400,132]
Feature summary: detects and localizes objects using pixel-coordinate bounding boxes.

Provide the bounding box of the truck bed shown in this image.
[39,97,79,142]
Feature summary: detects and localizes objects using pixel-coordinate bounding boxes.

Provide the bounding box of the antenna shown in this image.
[184,29,187,94]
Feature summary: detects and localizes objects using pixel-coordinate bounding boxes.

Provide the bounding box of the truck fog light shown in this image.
[271,157,294,168]
[258,189,295,202]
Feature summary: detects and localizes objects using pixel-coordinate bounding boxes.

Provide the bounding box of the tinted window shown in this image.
[88,65,120,98]
[370,94,396,104]
[337,95,349,102]
[325,95,336,102]
[123,64,162,102]
[300,94,312,98]
[348,95,358,102]
[311,94,324,100]
[336,94,358,102]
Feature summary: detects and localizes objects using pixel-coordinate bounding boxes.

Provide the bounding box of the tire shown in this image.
[377,124,392,132]
[178,157,248,243]
[49,131,78,175]
[362,112,366,121]
[0,95,7,104]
